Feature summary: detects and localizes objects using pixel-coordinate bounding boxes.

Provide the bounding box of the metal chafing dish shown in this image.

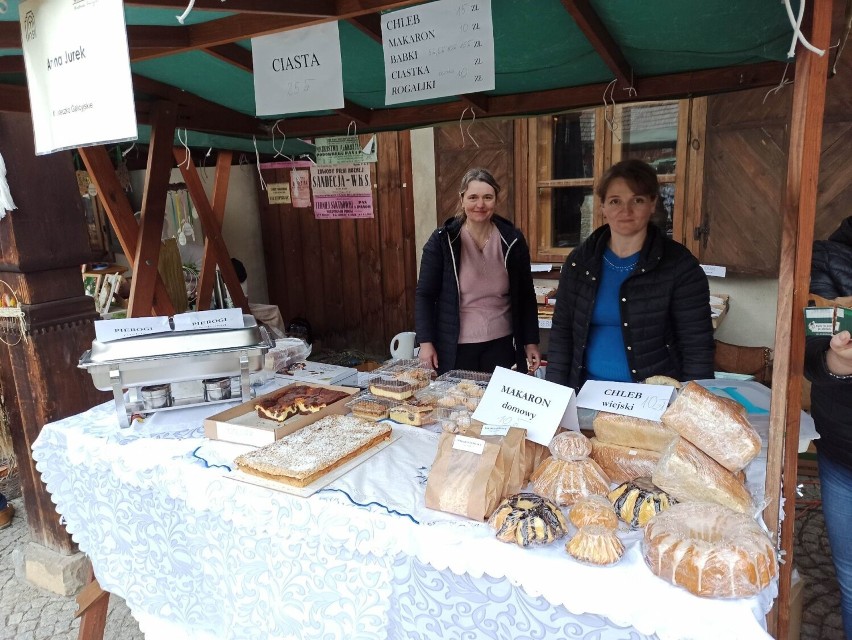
[79,315,273,428]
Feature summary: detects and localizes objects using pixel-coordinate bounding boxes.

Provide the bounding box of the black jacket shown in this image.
[415,215,539,374]
[805,216,852,471]
[545,224,715,391]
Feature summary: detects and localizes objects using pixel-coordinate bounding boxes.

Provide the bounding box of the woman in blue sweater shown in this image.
[546,159,714,390]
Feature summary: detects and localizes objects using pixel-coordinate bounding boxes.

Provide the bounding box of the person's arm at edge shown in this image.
[544,255,575,386]
[515,232,541,372]
[415,231,443,369]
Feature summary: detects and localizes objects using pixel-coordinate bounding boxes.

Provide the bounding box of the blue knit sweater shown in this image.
[585,248,639,382]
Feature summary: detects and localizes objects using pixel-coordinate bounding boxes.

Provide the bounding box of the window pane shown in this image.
[616,103,678,174]
[551,186,595,248]
[654,183,675,238]
[551,110,596,180]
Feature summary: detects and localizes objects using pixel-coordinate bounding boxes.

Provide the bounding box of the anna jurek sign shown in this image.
[19,0,137,155]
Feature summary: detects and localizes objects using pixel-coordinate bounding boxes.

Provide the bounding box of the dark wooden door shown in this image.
[434,119,515,227]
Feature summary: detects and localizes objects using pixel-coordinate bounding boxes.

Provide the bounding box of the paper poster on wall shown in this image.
[309,164,374,219]
[290,169,312,208]
[252,22,344,116]
[315,135,378,165]
[267,183,291,205]
[382,0,495,105]
[19,0,137,155]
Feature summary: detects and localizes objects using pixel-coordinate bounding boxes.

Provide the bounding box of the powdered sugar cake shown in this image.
[234,414,392,487]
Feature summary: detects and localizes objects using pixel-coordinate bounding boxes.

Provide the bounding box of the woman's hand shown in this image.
[419,342,439,370]
[826,331,852,376]
[525,344,542,374]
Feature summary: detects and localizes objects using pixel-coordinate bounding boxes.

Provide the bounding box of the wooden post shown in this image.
[174,149,249,313]
[763,0,832,637]
[194,151,232,311]
[128,102,178,317]
[0,113,107,553]
[77,146,175,317]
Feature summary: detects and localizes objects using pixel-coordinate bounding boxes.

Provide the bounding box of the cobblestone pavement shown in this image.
[0,481,845,640]
[795,478,845,640]
[0,497,143,640]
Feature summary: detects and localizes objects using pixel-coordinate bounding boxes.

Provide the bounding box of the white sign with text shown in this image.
[94,316,171,343]
[172,309,244,332]
[20,0,137,155]
[382,0,495,105]
[252,21,344,116]
[576,380,676,422]
[472,366,578,446]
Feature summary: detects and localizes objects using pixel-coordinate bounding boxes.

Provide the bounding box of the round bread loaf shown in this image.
[569,494,618,530]
[566,525,624,565]
[549,430,592,461]
[642,502,778,598]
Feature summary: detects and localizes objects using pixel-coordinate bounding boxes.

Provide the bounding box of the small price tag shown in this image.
[453,435,485,455]
[480,424,510,437]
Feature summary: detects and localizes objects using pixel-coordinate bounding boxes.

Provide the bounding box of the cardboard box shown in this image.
[203,383,357,446]
[279,361,358,385]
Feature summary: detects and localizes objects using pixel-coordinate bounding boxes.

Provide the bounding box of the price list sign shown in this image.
[382,0,495,105]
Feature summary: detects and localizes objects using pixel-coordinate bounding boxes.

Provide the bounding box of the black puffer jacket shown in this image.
[545,224,715,391]
[805,216,852,471]
[415,215,539,374]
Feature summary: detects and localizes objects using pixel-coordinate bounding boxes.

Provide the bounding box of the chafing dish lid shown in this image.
[82,315,266,365]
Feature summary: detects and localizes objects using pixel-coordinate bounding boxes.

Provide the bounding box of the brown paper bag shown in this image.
[425,431,504,520]
[464,422,527,497]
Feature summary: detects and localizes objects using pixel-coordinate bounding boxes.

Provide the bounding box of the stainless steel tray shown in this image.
[79,315,272,390]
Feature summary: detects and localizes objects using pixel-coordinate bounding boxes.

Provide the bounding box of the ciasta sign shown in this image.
[252,22,344,116]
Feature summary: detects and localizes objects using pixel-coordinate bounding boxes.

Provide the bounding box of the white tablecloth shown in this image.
[32,394,778,640]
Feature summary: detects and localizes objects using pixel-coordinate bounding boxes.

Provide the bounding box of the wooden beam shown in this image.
[347,14,382,42]
[336,99,373,126]
[129,101,179,317]
[559,0,632,87]
[77,146,176,316]
[205,43,253,72]
[0,57,25,74]
[133,74,267,136]
[764,1,832,637]
[125,0,336,16]
[0,22,20,48]
[127,0,424,61]
[248,61,791,138]
[174,148,250,313]
[459,93,490,113]
[196,150,233,310]
[0,83,30,113]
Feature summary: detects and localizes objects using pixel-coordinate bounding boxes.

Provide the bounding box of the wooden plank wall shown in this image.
[434,119,515,227]
[699,23,852,276]
[257,131,416,356]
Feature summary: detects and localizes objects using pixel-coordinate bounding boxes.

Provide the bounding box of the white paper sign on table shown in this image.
[94,316,171,343]
[382,0,495,105]
[20,0,137,155]
[575,380,676,421]
[172,309,244,332]
[472,366,578,446]
[252,21,344,116]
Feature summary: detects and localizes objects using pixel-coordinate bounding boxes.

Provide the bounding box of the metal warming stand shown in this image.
[79,315,273,428]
